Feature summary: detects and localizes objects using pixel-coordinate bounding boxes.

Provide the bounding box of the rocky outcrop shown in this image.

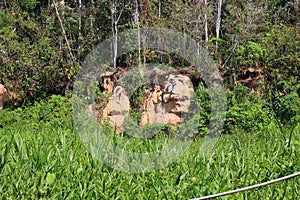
[100,71,116,93]
[140,71,194,126]
[102,86,130,131]
[0,84,9,110]
[99,67,194,132]
[238,67,265,96]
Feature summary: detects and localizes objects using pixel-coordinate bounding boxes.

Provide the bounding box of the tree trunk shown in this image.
[204,0,209,51]
[114,18,118,68]
[53,0,74,61]
[111,1,117,68]
[216,0,222,52]
[132,0,141,65]
[111,1,128,68]
[78,0,82,39]
[158,0,161,18]
[90,0,95,49]
[132,0,140,26]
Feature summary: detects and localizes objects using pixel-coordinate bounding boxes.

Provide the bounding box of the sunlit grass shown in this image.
[0,117,299,199]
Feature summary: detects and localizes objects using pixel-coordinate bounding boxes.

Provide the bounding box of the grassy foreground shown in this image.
[0,97,300,199]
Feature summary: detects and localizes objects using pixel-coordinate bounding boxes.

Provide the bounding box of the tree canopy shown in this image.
[0,0,299,103]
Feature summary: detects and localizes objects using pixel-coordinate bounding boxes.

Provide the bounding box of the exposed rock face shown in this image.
[140,72,194,126]
[100,71,116,93]
[238,67,265,96]
[100,67,194,132]
[102,86,130,131]
[0,84,9,110]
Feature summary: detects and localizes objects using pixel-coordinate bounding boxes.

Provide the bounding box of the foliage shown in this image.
[0,105,300,199]
[193,83,211,136]
[0,95,72,129]
[0,0,300,198]
[0,0,299,103]
[235,41,267,67]
[0,9,78,102]
[262,25,300,94]
[120,70,150,112]
[225,99,273,134]
[224,86,273,133]
[270,92,300,126]
[193,84,274,135]
[0,0,114,103]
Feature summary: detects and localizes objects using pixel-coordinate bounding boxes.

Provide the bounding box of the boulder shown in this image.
[140,71,194,126]
[102,86,130,132]
[0,84,9,110]
[100,68,194,131]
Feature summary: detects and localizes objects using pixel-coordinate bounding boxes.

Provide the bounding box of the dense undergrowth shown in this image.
[0,88,299,199]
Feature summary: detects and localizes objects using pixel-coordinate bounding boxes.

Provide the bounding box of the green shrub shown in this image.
[193,83,211,136]
[234,41,267,67]
[225,86,273,133]
[0,95,72,129]
[262,25,300,94]
[193,84,272,136]
[225,100,273,133]
[271,92,300,125]
[0,108,22,128]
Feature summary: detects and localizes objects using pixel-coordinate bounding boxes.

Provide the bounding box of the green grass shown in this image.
[1,116,300,199]
[0,95,299,199]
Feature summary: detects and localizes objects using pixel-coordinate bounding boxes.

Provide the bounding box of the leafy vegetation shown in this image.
[0,0,299,199]
[0,97,300,199]
[1,0,299,103]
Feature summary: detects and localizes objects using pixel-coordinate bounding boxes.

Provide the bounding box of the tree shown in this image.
[215,0,222,51]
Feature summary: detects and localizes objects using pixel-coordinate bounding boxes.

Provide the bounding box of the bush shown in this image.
[0,95,72,129]
[193,83,211,136]
[225,100,273,133]
[224,86,273,133]
[271,92,300,125]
